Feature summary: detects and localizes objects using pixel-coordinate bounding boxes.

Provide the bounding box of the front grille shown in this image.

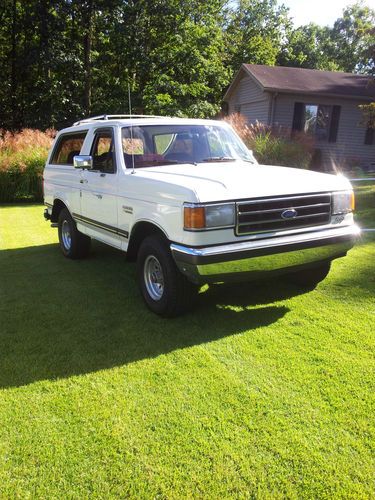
[236,193,332,235]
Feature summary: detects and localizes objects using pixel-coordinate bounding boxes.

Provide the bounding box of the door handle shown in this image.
[93,193,102,199]
[80,179,88,184]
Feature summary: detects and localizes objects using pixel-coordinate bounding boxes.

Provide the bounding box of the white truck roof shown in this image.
[59,115,228,134]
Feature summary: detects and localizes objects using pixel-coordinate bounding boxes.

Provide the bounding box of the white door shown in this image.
[79,127,120,247]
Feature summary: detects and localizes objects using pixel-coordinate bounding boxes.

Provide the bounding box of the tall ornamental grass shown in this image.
[0,129,55,202]
[225,114,314,169]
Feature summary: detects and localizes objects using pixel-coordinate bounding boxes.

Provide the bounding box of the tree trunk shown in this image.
[83,0,93,116]
[10,0,17,128]
[39,0,51,124]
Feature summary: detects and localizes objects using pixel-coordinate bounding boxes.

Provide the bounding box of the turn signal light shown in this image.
[350,191,355,211]
[184,206,205,229]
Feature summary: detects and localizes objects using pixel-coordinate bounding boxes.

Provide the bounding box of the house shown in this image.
[223,64,375,171]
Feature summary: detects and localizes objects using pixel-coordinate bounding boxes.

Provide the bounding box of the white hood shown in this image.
[136,162,352,203]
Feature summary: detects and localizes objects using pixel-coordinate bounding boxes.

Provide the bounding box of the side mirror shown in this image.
[74,155,93,170]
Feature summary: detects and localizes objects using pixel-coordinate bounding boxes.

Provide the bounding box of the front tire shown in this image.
[58,208,91,259]
[137,235,198,317]
[285,261,331,287]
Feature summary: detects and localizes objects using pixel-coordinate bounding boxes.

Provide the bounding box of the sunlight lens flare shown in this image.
[332,190,355,215]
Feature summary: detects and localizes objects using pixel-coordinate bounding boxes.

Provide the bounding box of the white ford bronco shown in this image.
[43,115,359,316]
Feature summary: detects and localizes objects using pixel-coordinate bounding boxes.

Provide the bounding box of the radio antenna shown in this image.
[128,83,136,174]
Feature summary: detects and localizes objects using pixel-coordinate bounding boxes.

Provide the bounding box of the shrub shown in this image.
[225,114,314,169]
[0,129,55,202]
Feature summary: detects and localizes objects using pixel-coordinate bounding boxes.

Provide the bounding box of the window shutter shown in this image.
[364,126,374,145]
[328,105,341,143]
[292,102,304,132]
[221,102,229,116]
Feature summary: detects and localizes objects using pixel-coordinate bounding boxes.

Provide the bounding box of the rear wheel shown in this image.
[137,235,198,317]
[285,261,331,287]
[58,208,91,259]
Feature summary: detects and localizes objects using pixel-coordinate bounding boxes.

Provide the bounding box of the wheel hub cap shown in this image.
[61,220,72,250]
[144,255,164,301]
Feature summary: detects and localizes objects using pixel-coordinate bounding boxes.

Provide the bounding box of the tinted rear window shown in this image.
[51,132,88,165]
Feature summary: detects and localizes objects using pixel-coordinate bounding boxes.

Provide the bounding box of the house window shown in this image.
[292,102,341,143]
[304,105,332,141]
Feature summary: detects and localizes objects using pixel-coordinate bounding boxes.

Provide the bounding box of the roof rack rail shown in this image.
[73,114,169,126]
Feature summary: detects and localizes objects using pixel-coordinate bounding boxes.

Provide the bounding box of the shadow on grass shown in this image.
[0,241,303,389]
[327,233,375,295]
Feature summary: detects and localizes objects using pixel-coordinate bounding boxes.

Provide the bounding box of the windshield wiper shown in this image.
[135,159,199,167]
[202,156,236,162]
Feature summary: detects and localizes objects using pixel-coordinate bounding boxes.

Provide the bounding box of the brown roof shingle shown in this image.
[242,64,375,100]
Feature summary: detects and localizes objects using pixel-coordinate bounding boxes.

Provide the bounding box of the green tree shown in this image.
[331,2,375,73]
[92,0,230,118]
[225,0,291,72]
[2,0,372,130]
[143,1,230,117]
[277,2,375,74]
[359,102,375,128]
[277,24,339,70]
[0,0,90,129]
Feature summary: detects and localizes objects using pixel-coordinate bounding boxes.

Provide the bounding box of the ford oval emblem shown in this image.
[281,208,298,219]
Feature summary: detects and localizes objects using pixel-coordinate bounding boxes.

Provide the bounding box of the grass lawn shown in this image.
[0,184,374,498]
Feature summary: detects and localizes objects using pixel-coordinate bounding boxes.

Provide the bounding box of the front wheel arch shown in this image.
[126,221,169,261]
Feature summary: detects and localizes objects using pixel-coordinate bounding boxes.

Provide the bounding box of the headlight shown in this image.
[206,204,235,228]
[184,203,235,230]
[332,190,355,215]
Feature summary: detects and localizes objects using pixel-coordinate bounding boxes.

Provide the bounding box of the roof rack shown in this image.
[73,114,169,126]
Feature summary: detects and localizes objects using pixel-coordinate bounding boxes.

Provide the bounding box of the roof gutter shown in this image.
[262,87,375,102]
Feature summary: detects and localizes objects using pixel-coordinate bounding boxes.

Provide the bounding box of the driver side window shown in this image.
[91,129,116,173]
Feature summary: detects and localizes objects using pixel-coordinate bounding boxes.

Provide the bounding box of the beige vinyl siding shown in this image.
[273,94,375,168]
[227,75,270,124]
[240,101,270,124]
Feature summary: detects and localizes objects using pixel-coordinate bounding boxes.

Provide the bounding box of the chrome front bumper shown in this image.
[170,225,360,285]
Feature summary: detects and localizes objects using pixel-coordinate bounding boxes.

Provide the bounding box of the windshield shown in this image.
[121,124,256,168]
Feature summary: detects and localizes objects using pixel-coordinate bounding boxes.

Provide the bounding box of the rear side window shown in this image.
[51,132,88,165]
